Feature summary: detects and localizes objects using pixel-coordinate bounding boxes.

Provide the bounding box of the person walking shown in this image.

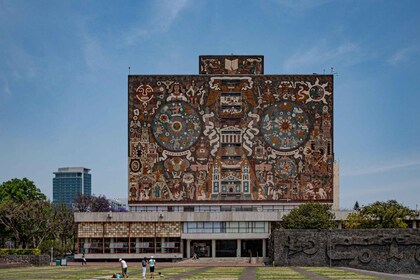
[149,256,156,279]
[119,258,128,278]
[82,253,87,265]
[141,257,147,279]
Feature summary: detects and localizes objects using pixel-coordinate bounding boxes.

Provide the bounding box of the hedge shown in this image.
[0,249,41,255]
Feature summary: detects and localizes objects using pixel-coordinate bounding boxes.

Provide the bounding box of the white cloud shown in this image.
[342,159,420,177]
[387,46,419,66]
[154,0,189,31]
[283,41,363,72]
[124,0,189,46]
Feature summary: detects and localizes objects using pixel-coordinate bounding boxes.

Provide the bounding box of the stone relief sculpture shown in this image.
[271,229,420,274]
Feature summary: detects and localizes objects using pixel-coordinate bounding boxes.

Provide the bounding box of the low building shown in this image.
[108,198,128,211]
[75,206,350,260]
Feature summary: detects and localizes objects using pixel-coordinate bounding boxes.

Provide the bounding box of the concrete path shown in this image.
[291,267,329,280]
[238,267,256,280]
[340,267,420,280]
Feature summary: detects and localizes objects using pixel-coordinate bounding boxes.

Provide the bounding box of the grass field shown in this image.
[302,267,380,279]
[256,267,309,279]
[0,265,387,279]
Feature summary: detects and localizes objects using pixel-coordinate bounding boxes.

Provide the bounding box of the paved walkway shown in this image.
[292,267,329,280]
[341,267,420,280]
[238,267,256,280]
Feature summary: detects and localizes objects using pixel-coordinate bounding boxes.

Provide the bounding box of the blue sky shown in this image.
[0,0,419,210]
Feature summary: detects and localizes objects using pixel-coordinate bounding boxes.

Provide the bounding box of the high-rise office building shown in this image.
[53,167,91,207]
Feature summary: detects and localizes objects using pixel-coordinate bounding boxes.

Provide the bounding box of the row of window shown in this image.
[129,205,299,212]
[78,237,180,254]
[54,173,83,178]
[184,222,268,233]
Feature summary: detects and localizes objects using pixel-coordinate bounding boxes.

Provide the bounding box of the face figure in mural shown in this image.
[164,157,190,179]
[183,173,195,200]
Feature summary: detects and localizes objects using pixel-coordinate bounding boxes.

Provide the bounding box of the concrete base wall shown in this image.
[270,229,420,274]
[0,254,50,267]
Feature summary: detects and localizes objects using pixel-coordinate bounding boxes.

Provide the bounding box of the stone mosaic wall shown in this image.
[130,222,155,237]
[199,55,264,74]
[156,222,181,237]
[78,222,103,238]
[128,56,334,204]
[104,223,129,237]
[270,229,420,274]
[78,222,181,238]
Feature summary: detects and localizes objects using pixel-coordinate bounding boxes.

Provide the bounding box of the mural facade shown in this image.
[128,56,333,204]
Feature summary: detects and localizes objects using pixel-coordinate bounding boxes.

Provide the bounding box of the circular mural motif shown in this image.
[130,159,141,173]
[152,102,202,151]
[261,102,310,151]
[275,158,297,179]
[309,85,325,100]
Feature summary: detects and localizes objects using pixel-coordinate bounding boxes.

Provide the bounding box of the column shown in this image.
[186,239,191,259]
[236,239,241,257]
[212,240,216,258]
[110,238,115,254]
[135,238,140,253]
[84,238,89,254]
[262,239,267,258]
[413,221,417,229]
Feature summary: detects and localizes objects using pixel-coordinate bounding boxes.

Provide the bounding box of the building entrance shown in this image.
[190,240,212,258]
[216,240,237,257]
[241,239,262,257]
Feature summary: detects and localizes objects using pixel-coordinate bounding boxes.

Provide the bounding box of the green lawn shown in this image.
[186,267,245,279]
[301,267,381,279]
[257,267,309,279]
[0,265,386,280]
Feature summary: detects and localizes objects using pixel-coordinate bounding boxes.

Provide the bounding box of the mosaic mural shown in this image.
[128,56,333,204]
[199,55,264,75]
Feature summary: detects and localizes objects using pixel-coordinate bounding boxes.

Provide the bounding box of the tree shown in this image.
[353,201,360,211]
[73,194,111,212]
[0,179,50,249]
[0,178,46,202]
[20,200,55,248]
[0,178,78,252]
[0,200,55,248]
[344,200,416,229]
[52,203,76,253]
[281,202,336,229]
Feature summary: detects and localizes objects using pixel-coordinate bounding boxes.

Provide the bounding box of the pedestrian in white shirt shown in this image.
[119,258,128,278]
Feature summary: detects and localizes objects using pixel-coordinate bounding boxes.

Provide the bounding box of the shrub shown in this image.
[0,248,41,255]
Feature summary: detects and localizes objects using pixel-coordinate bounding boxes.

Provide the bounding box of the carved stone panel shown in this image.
[270,229,420,274]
